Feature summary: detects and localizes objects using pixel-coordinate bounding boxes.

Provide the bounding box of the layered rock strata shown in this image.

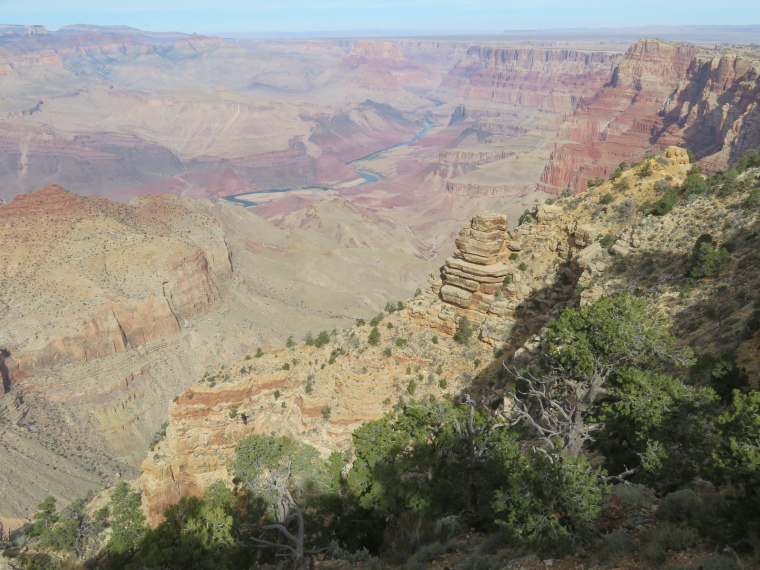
[140,315,492,525]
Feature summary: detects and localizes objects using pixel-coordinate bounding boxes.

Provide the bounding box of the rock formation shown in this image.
[657,46,760,167]
[410,148,694,346]
[539,40,760,194]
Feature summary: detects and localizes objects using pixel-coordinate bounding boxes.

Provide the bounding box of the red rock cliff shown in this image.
[539,39,703,194]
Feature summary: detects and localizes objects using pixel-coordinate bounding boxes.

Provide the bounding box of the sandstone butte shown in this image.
[141,146,760,526]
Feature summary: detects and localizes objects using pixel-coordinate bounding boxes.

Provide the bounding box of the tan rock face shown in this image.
[439,212,512,320]
[0,186,229,385]
[658,50,760,167]
[140,314,492,526]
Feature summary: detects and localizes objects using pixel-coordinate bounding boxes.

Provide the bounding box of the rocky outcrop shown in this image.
[140,147,760,530]
[410,149,694,344]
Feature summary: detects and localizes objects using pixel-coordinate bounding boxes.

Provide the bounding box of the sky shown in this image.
[1,0,759,35]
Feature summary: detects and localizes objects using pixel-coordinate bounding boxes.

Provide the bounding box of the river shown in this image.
[223,115,431,207]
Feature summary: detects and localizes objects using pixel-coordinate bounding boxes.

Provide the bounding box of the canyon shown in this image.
[0,184,430,520]
[140,148,760,526]
[1,23,760,526]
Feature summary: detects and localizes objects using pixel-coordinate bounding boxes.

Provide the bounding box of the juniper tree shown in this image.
[230,434,341,568]
[508,293,694,460]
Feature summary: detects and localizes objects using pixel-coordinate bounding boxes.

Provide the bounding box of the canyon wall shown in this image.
[0,184,433,521]
[539,41,760,194]
[658,48,760,167]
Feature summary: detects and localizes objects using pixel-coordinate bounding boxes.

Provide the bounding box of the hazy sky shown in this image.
[2,0,759,34]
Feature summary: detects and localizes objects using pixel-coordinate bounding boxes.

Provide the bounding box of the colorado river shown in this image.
[223,115,431,206]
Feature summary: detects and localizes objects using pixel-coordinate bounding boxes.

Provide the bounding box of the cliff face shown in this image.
[658,49,760,167]
[445,47,621,107]
[0,185,230,384]
[538,40,760,194]
[419,46,623,199]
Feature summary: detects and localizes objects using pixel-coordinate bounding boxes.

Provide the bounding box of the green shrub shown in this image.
[228,406,238,419]
[414,288,422,297]
[356,318,366,326]
[518,262,527,271]
[657,490,705,523]
[305,381,313,395]
[383,348,392,357]
[650,190,679,215]
[314,330,330,348]
[596,530,636,564]
[368,327,380,346]
[282,363,290,371]
[453,318,473,344]
[709,353,749,401]
[369,312,384,327]
[255,347,264,358]
[600,193,615,205]
[502,275,512,286]
[637,162,653,178]
[518,209,533,226]
[655,179,673,193]
[745,188,760,209]
[431,335,439,344]
[286,336,295,348]
[587,177,605,188]
[508,252,519,260]
[395,338,408,347]
[598,233,616,248]
[688,234,730,279]
[407,379,416,395]
[304,333,314,346]
[716,168,740,196]
[321,405,331,419]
